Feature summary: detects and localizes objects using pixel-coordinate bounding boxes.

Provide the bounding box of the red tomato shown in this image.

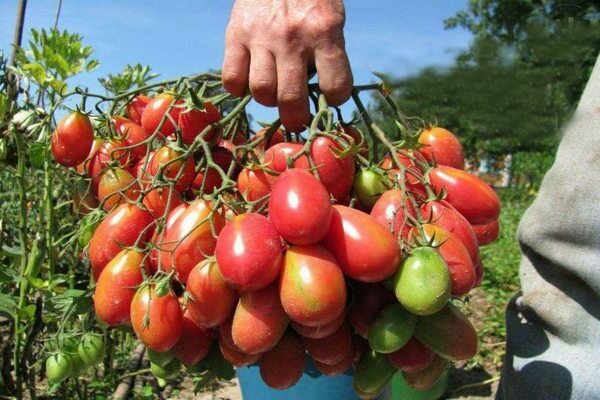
[379,149,422,171]
[158,199,225,283]
[370,189,415,239]
[252,127,285,150]
[421,200,480,264]
[186,260,238,328]
[215,213,284,291]
[471,219,500,246]
[429,166,501,225]
[338,124,368,157]
[89,204,154,281]
[280,245,346,326]
[132,151,154,181]
[97,168,140,212]
[94,249,144,326]
[171,311,213,366]
[141,93,182,136]
[386,337,435,373]
[310,136,356,201]
[347,282,396,338]
[268,169,332,245]
[237,167,271,206]
[148,203,188,274]
[303,322,353,366]
[126,95,151,125]
[111,115,131,133]
[178,102,221,145]
[72,182,99,215]
[147,146,195,192]
[321,205,401,282]
[219,319,262,367]
[51,112,94,167]
[259,331,305,390]
[87,140,132,194]
[231,282,289,354]
[419,127,465,169]
[121,122,151,160]
[291,309,346,339]
[190,168,222,195]
[130,286,183,352]
[420,224,476,296]
[142,186,183,219]
[314,348,354,376]
[263,142,309,186]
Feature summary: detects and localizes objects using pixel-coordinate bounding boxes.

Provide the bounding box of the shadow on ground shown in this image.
[444,367,496,399]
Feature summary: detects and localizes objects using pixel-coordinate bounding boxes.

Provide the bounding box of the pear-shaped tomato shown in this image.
[418,126,465,169]
[94,249,145,326]
[130,286,183,352]
[352,350,397,398]
[353,169,387,209]
[314,341,355,377]
[237,167,271,206]
[141,93,183,136]
[97,167,140,212]
[252,127,285,150]
[126,95,151,125]
[310,136,355,200]
[402,355,448,391]
[190,168,222,195]
[148,203,188,274]
[291,309,346,339]
[51,111,94,167]
[472,219,500,246]
[158,199,225,283]
[280,245,346,326]
[147,146,195,192]
[368,303,416,354]
[215,213,284,291]
[347,282,397,338]
[120,122,151,160]
[89,203,154,281]
[142,186,183,219]
[87,139,133,194]
[171,311,213,366]
[178,102,220,144]
[219,319,262,367]
[371,189,416,239]
[269,169,332,245]
[420,224,476,296]
[259,331,305,390]
[186,260,238,328]
[386,337,435,373]
[429,166,501,225]
[394,247,450,316]
[321,205,401,282]
[231,282,289,354]
[303,322,352,366]
[263,142,309,186]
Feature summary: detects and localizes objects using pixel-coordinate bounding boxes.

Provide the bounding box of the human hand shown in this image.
[222,0,353,132]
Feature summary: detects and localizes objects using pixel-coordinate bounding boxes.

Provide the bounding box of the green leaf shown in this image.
[0,92,7,121]
[27,141,47,169]
[0,293,16,320]
[22,62,47,85]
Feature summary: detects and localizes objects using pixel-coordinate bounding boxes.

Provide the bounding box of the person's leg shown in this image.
[498,54,600,399]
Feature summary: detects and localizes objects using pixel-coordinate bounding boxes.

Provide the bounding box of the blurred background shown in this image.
[1,1,599,398]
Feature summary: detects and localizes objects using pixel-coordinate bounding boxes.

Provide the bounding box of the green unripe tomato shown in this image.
[78,334,105,366]
[353,350,397,398]
[46,353,72,384]
[148,349,175,368]
[353,169,387,208]
[368,303,416,353]
[150,358,181,379]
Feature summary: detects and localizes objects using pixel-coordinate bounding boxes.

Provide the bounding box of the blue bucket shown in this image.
[236,358,391,400]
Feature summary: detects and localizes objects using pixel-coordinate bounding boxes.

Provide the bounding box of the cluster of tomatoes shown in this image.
[49,84,500,398]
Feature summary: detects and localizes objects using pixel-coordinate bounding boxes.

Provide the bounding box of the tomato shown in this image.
[421,200,480,264]
[472,219,500,246]
[231,282,289,354]
[370,189,415,239]
[252,127,285,150]
[268,169,332,245]
[215,213,284,291]
[386,337,435,373]
[338,123,368,156]
[72,181,99,216]
[190,167,222,195]
[280,245,346,326]
[352,350,397,398]
[314,345,354,377]
[291,309,346,339]
[87,139,132,194]
[186,260,238,328]
[77,214,99,248]
[347,282,396,338]
[126,95,151,125]
[148,349,175,368]
[310,136,355,201]
[237,167,271,206]
[141,93,182,136]
[219,319,263,367]
[420,224,476,296]
[402,355,447,391]
[78,334,105,367]
[178,102,221,145]
[321,205,401,282]
[130,286,183,352]
[97,168,140,211]
[263,142,309,186]
[259,331,305,390]
[171,311,213,366]
[132,151,154,181]
[158,199,225,283]
[353,169,388,209]
[368,303,416,354]
[429,166,501,225]
[46,353,73,384]
[151,358,181,379]
[148,203,188,273]
[147,146,195,192]
[394,246,450,316]
[51,112,94,167]
[121,122,151,160]
[419,126,464,169]
[94,249,145,325]
[303,322,352,365]
[142,186,183,219]
[89,204,154,280]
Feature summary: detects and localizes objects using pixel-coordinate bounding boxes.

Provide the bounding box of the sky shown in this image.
[0,0,473,124]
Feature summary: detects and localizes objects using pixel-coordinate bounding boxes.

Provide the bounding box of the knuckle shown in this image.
[278,90,303,105]
[311,14,344,36]
[250,78,275,94]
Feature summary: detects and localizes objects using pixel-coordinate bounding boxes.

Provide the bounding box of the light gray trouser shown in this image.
[497,54,600,399]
